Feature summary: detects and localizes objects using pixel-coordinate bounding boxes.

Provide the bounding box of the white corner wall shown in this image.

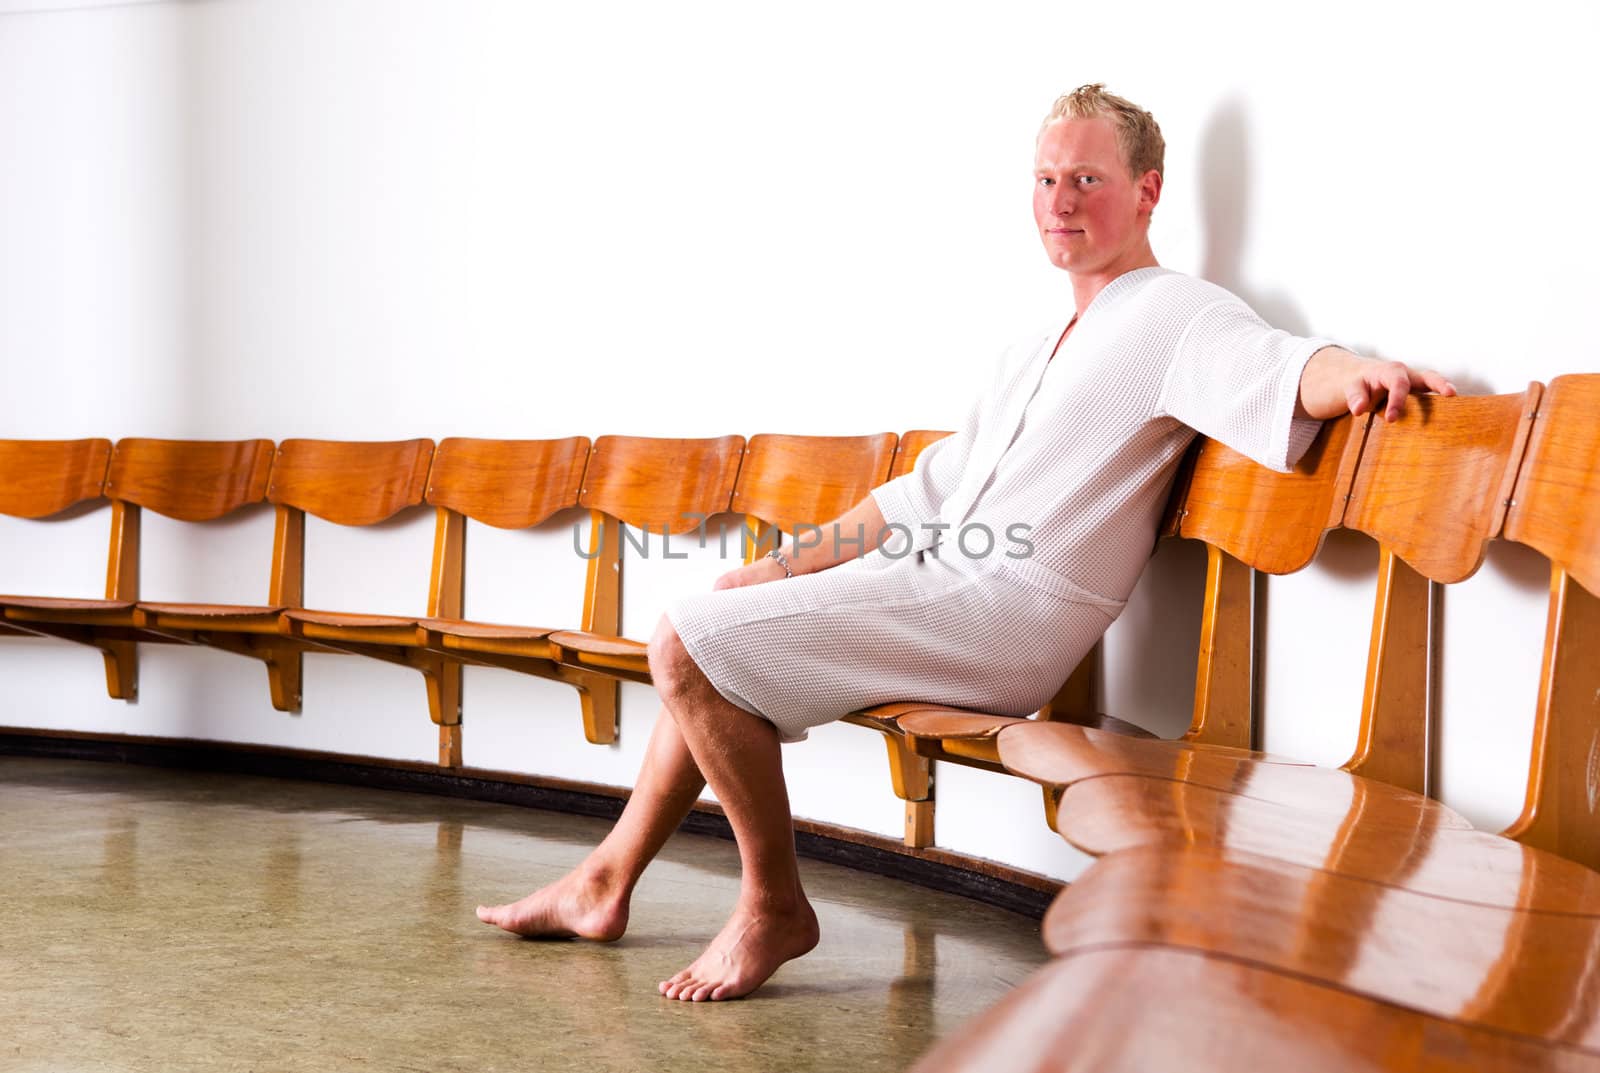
[2,0,1596,881]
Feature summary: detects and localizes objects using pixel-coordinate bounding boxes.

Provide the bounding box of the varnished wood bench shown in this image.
[913,374,1600,1071]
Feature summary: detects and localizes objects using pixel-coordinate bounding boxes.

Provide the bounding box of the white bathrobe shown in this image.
[667,267,1334,742]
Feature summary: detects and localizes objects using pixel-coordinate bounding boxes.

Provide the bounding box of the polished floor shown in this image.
[1,757,1049,1073]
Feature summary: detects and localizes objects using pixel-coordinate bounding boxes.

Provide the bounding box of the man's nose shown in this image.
[1051,187,1076,215]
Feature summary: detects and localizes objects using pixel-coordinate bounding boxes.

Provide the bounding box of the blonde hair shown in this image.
[1039,83,1165,180]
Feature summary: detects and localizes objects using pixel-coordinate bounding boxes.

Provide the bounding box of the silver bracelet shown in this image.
[765,548,794,578]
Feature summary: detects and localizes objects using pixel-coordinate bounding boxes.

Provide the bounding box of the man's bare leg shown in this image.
[476,705,706,940]
[650,618,820,1002]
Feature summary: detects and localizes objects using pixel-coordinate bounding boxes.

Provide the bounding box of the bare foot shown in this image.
[658,900,820,1001]
[476,868,629,941]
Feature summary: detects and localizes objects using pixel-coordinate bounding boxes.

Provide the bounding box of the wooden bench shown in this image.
[2,437,275,699]
[912,375,1600,1071]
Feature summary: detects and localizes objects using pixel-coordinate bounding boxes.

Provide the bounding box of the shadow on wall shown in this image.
[1197,96,1310,336]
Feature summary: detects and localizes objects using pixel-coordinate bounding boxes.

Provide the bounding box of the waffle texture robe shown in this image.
[667,267,1334,741]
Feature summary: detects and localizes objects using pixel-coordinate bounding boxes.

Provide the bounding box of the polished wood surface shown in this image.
[1000,720,1464,828]
[428,619,557,642]
[887,430,952,480]
[0,438,111,518]
[1177,413,1364,574]
[911,945,1600,1073]
[1054,775,1600,912]
[1501,375,1600,596]
[136,602,286,633]
[104,438,274,522]
[730,432,897,536]
[1501,375,1600,870]
[578,435,743,534]
[1506,570,1600,870]
[267,439,433,525]
[898,709,1155,745]
[1344,546,1431,793]
[425,437,589,529]
[998,720,1313,783]
[1044,846,1600,1047]
[3,596,137,613]
[1346,390,1539,584]
[1185,543,1253,747]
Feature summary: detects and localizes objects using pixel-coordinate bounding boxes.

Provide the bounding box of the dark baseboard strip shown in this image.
[0,727,1061,918]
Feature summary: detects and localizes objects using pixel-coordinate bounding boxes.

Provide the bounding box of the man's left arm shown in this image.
[1297,346,1458,422]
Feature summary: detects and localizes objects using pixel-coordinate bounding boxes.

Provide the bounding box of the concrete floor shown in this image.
[0,756,1049,1073]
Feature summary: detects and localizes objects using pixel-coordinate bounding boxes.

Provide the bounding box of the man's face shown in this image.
[1033,116,1161,278]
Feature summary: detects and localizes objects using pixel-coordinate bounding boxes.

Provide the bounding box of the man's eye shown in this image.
[1076,175,1099,186]
[1037,177,1054,187]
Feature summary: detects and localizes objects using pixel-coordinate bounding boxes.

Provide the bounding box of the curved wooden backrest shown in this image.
[1177,415,1365,574]
[426,437,590,529]
[1345,388,1541,584]
[579,435,744,535]
[1506,375,1600,596]
[268,439,434,525]
[0,438,112,518]
[730,433,898,533]
[888,430,953,480]
[105,438,275,522]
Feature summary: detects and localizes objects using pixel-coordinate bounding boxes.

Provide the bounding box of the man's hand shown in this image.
[1298,347,1457,422]
[712,557,788,591]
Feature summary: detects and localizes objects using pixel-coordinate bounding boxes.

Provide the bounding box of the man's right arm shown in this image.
[713,495,890,590]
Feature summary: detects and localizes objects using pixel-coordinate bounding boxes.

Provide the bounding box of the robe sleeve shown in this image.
[1156,297,1335,473]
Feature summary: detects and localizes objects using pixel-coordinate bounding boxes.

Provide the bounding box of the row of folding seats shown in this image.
[912,375,1600,1069]
[0,431,982,843]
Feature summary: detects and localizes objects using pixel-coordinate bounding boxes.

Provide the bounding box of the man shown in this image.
[475,84,1454,1002]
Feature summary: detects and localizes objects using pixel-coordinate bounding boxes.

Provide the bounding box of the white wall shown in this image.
[2,0,1595,880]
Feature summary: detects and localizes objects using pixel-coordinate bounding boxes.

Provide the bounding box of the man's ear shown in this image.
[1139,170,1163,214]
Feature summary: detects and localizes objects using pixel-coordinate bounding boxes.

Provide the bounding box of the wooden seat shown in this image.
[254,437,591,764]
[910,944,1600,1072]
[139,602,296,633]
[548,432,886,678]
[993,718,1448,811]
[4,438,274,700]
[1048,774,1600,912]
[1041,846,1600,1048]
[141,438,432,718]
[0,438,113,640]
[438,434,741,748]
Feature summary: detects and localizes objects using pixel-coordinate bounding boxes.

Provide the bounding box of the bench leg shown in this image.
[422,654,464,768]
[438,724,463,768]
[265,644,303,713]
[1042,785,1062,833]
[575,671,619,746]
[881,733,934,849]
[100,641,138,701]
[423,655,462,724]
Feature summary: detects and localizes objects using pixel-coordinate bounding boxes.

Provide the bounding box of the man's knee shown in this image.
[648,615,699,702]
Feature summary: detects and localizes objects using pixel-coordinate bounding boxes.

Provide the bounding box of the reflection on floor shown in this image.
[1,757,1047,1073]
